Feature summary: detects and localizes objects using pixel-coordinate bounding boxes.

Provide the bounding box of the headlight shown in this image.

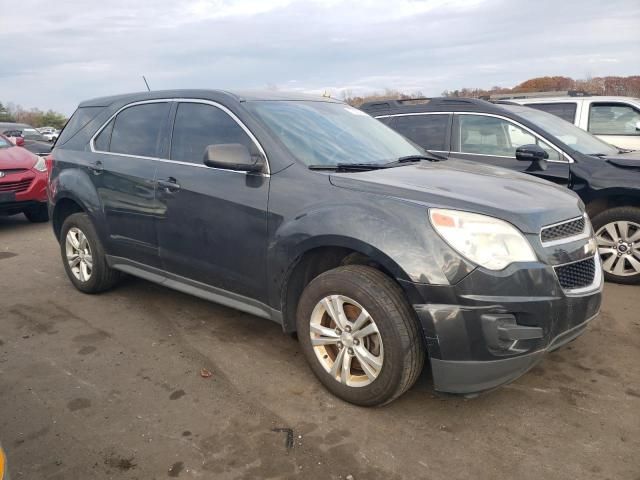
[33,156,47,172]
[429,208,537,270]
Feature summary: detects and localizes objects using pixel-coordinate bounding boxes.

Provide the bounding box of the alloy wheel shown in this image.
[65,227,93,282]
[309,295,384,387]
[596,220,640,277]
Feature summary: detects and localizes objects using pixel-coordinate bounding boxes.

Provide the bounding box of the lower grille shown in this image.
[0,179,33,193]
[554,257,596,290]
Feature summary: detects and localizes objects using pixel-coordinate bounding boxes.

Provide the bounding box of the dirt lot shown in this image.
[0,215,638,480]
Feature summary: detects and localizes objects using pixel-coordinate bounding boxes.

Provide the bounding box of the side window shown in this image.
[394,114,449,151]
[170,103,257,164]
[457,115,559,160]
[376,117,395,127]
[589,103,640,136]
[109,103,169,157]
[529,103,577,123]
[94,119,114,151]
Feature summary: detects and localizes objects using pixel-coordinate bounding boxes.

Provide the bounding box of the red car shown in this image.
[0,134,49,222]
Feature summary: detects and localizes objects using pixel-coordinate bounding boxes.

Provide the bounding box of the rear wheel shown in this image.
[24,204,49,223]
[592,206,640,284]
[60,213,121,293]
[296,265,425,406]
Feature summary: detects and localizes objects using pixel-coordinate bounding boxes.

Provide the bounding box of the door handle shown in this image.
[88,160,103,174]
[157,177,181,192]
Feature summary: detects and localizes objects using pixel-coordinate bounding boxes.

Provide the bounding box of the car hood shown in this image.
[602,150,640,169]
[329,159,583,234]
[0,146,38,170]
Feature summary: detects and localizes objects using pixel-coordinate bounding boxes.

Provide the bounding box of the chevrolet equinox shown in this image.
[48,90,603,406]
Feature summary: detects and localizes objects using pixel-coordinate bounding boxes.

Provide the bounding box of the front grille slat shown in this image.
[0,179,33,193]
[555,257,596,290]
[541,217,585,243]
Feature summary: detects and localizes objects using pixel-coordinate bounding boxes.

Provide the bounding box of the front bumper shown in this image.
[0,169,47,214]
[402,259,603,394]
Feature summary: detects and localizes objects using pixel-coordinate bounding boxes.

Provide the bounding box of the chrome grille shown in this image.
[541,217,585,243]
[554,257,596,290]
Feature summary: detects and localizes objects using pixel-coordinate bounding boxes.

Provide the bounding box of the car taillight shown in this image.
[45,154,54,177]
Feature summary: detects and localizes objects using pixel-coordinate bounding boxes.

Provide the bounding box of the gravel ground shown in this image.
[1,215,639,480]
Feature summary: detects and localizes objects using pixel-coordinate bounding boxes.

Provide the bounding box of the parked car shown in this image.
[38,126,60,142]
[361,97,640,284]
[0,134,49,222]
[48,90,602,406]
[0,122,53,156]
[504,95,640,151]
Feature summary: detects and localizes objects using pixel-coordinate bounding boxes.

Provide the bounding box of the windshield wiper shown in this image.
[308,163,388,172]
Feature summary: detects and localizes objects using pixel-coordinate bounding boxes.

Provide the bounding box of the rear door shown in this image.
[90,101,171,267]
[586,101,640,150]
[450,113,570,185]
[154,100,270,303]
[386,113,451,155]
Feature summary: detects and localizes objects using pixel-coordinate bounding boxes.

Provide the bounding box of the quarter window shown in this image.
[393,114,449,151]
[589,103,640,136]
[94,119,114,151]
[109,103,169,157]
[171,103,257,164]
[457,115,560,160]
[529,103,577,123]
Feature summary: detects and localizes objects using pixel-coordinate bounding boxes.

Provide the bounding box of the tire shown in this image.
[591,206,640,285]
[60,212,121,293]
[296,265,425,406]
[24,204,49,223]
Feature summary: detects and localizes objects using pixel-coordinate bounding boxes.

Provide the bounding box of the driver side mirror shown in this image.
[203,144,265,172]
[15,137,25,147]
[515,144,549,161]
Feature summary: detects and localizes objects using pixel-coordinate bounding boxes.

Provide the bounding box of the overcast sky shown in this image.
[1,0,639,115]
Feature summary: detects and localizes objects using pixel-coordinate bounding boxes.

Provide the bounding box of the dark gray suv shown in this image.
[48,90,602,406]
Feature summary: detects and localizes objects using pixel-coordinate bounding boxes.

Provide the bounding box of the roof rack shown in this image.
[360,97,488,112]
[489,90,593,100]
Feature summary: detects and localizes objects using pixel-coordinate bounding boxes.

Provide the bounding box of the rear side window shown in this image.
[56,106,103,146]
[529,103,577,123]
[93,119,114,151]
[588,103,640,136]
[393,114,449,151]
[170,102,257,164]
[109,103,169,157]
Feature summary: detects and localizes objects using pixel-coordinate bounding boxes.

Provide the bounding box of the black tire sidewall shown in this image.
[296,267,416,406]
[592,206,640,285]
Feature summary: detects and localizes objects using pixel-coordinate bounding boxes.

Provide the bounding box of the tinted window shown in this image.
[457,114,560,160]
[57,106,103,146]
[170,103,256,164]
[110,103,169,157]
[394,114,449,150]
[94,118,114,151]
[589,103,640,136]
[529,103,577,123]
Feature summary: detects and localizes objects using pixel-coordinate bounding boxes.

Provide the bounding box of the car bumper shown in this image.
[401,260,603,394]
[0,170,47,214]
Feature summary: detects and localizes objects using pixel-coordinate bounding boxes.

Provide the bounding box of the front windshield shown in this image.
[502,105,618,156]
[245,101,423,166]
[0,136,10,148]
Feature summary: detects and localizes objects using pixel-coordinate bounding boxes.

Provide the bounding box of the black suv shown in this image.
[361,97,640,284]
[49,90,602,406]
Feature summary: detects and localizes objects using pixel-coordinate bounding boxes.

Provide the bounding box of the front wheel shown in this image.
[592,206,640,284]
[296,265,425,406]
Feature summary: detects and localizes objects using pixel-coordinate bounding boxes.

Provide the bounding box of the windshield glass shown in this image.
[22,128,45,141]
[0,136,10,148]
[245,101,423,166]
[502,105,618,156]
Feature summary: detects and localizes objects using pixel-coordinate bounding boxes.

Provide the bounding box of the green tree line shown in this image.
[0,101,68,130]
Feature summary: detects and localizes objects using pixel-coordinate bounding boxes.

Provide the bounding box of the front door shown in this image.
[450,113,570,185]
[155,101,270,303]
[90,101,171,267]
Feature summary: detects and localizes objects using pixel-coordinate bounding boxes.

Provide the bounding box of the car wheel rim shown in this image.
[65,227,93,282]
[309,295,384,387]
[596,220,640,277]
